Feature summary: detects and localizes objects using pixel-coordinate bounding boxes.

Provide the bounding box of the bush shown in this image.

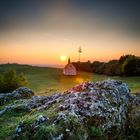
[0,69,28,93]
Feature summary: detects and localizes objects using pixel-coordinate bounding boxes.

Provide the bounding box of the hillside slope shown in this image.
[0,80,140,140]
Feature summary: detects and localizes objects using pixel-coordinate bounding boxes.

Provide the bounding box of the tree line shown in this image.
[72,54,140,76]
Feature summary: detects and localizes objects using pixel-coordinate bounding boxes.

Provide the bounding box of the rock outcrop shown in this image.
[12,79,140,139]
[0,80,139,139]
[0,87,34,105]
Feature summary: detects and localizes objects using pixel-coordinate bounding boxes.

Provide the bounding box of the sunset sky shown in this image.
[0,0,140,67]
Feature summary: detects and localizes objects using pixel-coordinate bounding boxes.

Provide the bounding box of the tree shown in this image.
[73,54,140,76]
[0,74,4,92]
[103,60,119,76]
[92,61,105,74]
[17,73,28,87]
[122,56,140,76]
[0,70,28,93]
[3,69,17,92]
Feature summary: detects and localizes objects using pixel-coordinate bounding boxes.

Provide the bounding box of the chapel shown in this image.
[63,58,77,76]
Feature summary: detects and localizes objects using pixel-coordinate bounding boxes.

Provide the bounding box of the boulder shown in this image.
[11,87,34,99]
[59,80,131,130]
[0,87,34,105]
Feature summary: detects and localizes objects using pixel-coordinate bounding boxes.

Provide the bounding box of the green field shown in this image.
[0,64,140,95]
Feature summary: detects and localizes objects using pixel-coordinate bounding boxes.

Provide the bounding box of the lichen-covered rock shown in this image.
[15,121,25,134]
[57,80,131,130]
[0,93,11,105]
[35,115,49,127]
[0,87,34,105]
[0,99,31,117]
[11,87,34,99]
[26,93,61,111]
[13,79,140,139]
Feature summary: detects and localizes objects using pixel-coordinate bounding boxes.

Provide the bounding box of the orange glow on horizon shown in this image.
[0,27,140,66]
[0,1,140,67]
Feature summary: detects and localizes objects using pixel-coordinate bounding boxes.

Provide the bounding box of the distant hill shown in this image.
[0,63,61,73]
[0,63,61,68]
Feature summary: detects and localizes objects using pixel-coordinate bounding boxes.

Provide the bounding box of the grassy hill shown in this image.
[0,63,140,95]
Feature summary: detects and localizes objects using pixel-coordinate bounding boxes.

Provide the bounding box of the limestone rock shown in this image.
[35,115,49,126]
[13,79,140,139]
[0,87,34,105]
[11,87,34,99]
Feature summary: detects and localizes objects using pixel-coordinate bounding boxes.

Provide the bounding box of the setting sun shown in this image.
[60,55,67,61]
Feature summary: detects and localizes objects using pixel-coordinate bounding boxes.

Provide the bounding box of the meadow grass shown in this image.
[0,64,140,95]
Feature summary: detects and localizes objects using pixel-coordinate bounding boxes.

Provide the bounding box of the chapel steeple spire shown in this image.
[68,57,71,64]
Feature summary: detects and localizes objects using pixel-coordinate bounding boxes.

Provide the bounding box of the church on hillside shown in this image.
[63,58,77,76]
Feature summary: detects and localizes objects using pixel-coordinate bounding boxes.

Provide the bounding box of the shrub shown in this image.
[0,69,28,93]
